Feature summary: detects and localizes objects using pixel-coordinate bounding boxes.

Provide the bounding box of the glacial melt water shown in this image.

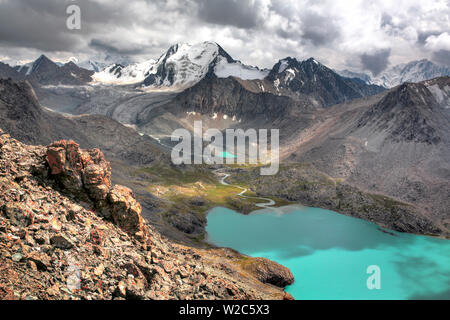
[205,205,450,300]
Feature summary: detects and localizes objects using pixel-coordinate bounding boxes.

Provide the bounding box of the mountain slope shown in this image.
[77,52,135,72]
[356,82,442,144]
[282,77,450,233]
[375,60,450,88]
[0,78,220,244]
[0,79,164,165]
[137,75,317,139]
[92,60,156,85]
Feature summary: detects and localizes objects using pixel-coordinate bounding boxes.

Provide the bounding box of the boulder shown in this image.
[50,235,74,250]
[83,148,111,200]
[46,141,111,200]
[89,227,105,246]
[45,141,146,242]
[46,147,66,175]
[1,203,33,227]
[83,164,110,200]
[26,252,51,271]
[241,257,294,288]
[108,185,146,240]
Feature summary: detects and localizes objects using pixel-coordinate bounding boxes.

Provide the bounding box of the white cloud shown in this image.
[425,32,450,52]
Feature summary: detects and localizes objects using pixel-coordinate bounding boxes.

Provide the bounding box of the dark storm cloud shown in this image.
[432,50,450,66]
[0,0,151,53]
[300,13,341,46]
[379,11,419,42]
[196,0,264,29]
[269,0,341,46]
[360,49,391,76]
[417,31,442,45]
[89,39,151,56]
[0,0,81,51]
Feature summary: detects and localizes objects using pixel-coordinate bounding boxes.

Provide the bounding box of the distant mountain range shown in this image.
[0,42,384,108]
[338,59,450,88]
[2,44,449,92]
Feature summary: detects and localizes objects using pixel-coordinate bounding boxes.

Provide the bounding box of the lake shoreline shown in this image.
[220,166,447,238]
[205,205,450,300]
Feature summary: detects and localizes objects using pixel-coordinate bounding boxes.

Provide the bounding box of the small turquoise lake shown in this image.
[205,205,450,300]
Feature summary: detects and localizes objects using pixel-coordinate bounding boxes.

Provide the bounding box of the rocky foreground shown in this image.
[0,129,293,300]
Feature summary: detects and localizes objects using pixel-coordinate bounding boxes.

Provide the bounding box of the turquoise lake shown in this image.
[205,205,450,300]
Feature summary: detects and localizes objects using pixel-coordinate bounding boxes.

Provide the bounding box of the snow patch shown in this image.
[214,57,268,80]
[92,60,156,85]
[278,60,289,73]
[274,79,280,91]
[427,84,450,108]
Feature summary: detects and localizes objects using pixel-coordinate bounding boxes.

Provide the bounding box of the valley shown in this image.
[1,40,449,301]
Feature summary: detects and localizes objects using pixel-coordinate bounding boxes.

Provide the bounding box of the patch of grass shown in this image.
[369,193,409,209]
[135,164,217,186]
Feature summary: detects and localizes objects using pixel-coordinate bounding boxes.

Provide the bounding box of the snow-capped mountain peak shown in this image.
[92,41,268,89]
[338,59,450,88]
[15,55,54,76]
[92,59,156,85]
[374,59,450,88]
[267,56,385,107]
[142,41,222,88]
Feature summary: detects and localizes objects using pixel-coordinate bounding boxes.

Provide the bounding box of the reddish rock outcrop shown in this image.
[46,140,147,242]
[46,140,111,201]
[108,185,147,242]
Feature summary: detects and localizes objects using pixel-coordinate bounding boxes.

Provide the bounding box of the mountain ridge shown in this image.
[0,55,94,86]
[338,59,450,88]
[267,57,385,107]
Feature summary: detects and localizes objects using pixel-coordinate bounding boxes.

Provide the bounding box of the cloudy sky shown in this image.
[0,0,449,75]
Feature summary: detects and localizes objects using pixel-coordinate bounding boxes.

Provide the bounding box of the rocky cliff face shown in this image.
[172,76,312,121]
[0,130,293,300]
